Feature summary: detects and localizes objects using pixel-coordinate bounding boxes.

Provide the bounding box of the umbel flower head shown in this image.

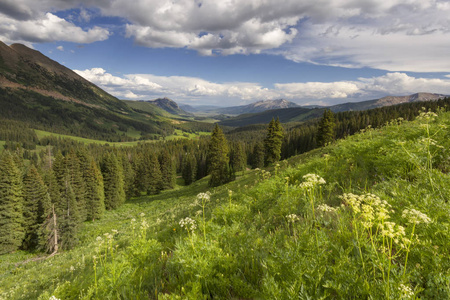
[286,214,300,223]
[402,208,431,225]
[299,173,326,189]
[197,192,211,202]
[179,217,197,233]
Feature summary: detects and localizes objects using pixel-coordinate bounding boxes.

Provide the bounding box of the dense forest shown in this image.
[1,97,449,255]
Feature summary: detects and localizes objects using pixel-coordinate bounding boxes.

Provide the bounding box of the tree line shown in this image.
[1,97,449,254]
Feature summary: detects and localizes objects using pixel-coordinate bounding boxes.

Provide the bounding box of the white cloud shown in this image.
[56,45,64,51]
[2,0,450,72]
[74,68,450,106]
[0,7,109,44]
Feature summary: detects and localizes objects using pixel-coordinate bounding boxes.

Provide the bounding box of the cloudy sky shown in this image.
[1,0,450,106]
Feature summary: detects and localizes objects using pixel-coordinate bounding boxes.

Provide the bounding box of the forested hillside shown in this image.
[1,105,449,299]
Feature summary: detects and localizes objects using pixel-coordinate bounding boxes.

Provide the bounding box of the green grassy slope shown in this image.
[1,110,450,299]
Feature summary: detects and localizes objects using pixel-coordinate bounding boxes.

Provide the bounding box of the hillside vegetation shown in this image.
[1,108,449,299]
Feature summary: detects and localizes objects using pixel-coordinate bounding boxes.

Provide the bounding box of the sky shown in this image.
[1,0,450,107]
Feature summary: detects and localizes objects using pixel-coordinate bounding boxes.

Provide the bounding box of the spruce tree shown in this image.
[147,152,162,195]
[65,149,86,222]
[252,141,265,169]
[182,153,197,185]
[0,151,24,254]
[101,152,125,210]
[231,142,246,173]
[159,150,176,190]
[264,117,284,166]
[84,158,105,221]
[22,164,50,250]
[317,109,336,147]
[59,175,79,250]
[208,124,231,187]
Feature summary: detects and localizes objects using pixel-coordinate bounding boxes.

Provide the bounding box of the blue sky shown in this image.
[1,1,450,106]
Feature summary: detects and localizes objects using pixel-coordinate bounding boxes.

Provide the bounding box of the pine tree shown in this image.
[22,164,50,250]
[0,151,24,254]
[317,109,336,147]
[84,158,105,221]
[147,152,162,195]
[264,117,284,166]
[101,152,125,210]
[208,124,231,187]
[159,150,176,190]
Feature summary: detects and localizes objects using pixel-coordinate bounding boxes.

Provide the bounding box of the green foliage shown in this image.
[101,152,125,210]
[0,151,24,254]
[317,109,336,147]
[147,152,163,195]
[2,108,450,300]
[264,117,284,166]
[84,158,105,221]
[182,153,197,185]
[22,165,50,250]
[208,124,232,187]
[159,150,176,190]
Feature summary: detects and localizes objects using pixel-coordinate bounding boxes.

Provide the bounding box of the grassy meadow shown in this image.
[1,109,450,299]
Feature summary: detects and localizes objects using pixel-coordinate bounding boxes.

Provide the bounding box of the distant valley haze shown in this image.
[1,0,450,106]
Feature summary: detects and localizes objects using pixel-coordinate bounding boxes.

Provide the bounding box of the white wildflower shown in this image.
[317,204,337,213]
[179,217,197,233]
[286,214,300,223]
[399,283,414,299]
[402,208,431,225]
[197,192,211,202]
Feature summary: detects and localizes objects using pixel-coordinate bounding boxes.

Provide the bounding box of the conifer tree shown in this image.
[147,152,163,194]
[252,141,265,169]
[65,149,86,222]
[0,151,24,254]
[84,158,105,221]
[101,152,125,210]
[317,109,336,147]
[231,142,247,173]
[264,117,284,166]
[208,124,231,187]
[159,150,176,190]
[132,152,148,195]
[182,153,197,185]
[22,164,50,250]
[119,151,135,198]
[58,175,79,250]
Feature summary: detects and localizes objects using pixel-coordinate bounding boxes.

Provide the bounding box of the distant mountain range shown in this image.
[329,93,447,112]
[124,97,192,118]
[182,99,299,116]
[216,92,448,127]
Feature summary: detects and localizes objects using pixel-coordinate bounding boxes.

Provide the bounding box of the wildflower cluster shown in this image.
[416,109,438,121]
[179,217,197,233]
[380,222,408,248]
[340,193,391,228]
[197,192,211,202]
[317,204,337,213]
[402,208,431,225]
[286,214,299,223]
[399,284,414,299]
[299,173,326,189]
